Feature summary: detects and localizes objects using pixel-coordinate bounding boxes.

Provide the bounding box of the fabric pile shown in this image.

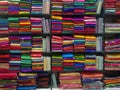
[74,54,85,70]
[59,72,82,89]
[84,16,96,34]
[104,73,120,88]
[8,17,19,34]
[0,18,9,34]
[85,35,96,52]
[19,0,31,15]
[30,17,43,34]
[74,35,85,52]
[31,0,43,15]
[85,55,96,70]
[0,36,10,72]
[37,72,50,88]
[8,0,19,15]
[52,36,63,52]
[0,73,17,90]
[104,0,120,14]
[105,23,120,33]
[32,36,43,71]
[105,38,120,52]
[51,16,62,34]
[63,53,74,71]
[74,17,85,34]
[19,17,31,34]
[63,36,74,52]
[0,1,8,15]
[105,54,120,70]
[17,73,37,90]
[52,54,63,71]
[82,72,103,90]
[62,17,73,34]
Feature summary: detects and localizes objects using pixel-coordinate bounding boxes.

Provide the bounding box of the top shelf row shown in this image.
[0,0,119,16]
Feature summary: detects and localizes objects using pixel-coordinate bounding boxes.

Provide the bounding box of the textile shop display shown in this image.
[52,0,98,15]
[0,0,50,15]
[51,16,97,34]
[52,53,103,71]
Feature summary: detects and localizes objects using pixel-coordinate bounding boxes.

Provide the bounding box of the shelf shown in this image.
[51,14,104,17]
[52,33,103,36]
[104,33,120,35]
[105,52,120,53]
[0,33,51,36]
[52,52,104,54]
[0,14,51,18]
[52,70,103,73]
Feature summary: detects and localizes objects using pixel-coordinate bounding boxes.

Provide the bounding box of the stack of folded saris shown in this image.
[59,72,82,89]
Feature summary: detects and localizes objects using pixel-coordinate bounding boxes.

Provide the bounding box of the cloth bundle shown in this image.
[63,1,74,15]
[62,17,74,34]
[104,73,120,88]
[20,35,32,53]
[30,17,43,34]
[51,16,62,34]
[59,72,82,89]
[31,0,43,15]
[8,17,19,34]
[9,35,21,72]
[85,35,96,52]
[37,72,50,88]
[105,54,120,70]
[105,38,120,52]
[0,36,9,72]
[21,54,32,72]
[17,73,37,90]
[74,54,85,70]
[74,35,85,52]
[85,55,96,70]
[8,0,19,15]
[84,16,96,34]
[0,1,8,15]
[52,54,63,71]
[105,23,120,33]
[32,36,43,71]
[52,16,97,34]
[104,0,120,14]
[0,18,9,34]
[63,53,74,71]
[19,17,31,34]
[63,36,74,52]
[52,36,63,52]
[74,17,85,34]
[0,73,17,90]
[82,72,103,90]
[19,0,31,15]
[52,0,97,15]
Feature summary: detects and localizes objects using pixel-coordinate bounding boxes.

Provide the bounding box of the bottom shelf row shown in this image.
[0,71,120,90]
